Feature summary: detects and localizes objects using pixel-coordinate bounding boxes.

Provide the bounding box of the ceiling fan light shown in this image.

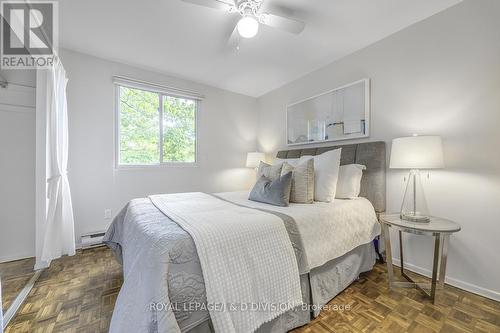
[237,16,259,38]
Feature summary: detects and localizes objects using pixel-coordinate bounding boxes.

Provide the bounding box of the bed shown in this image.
[104,141,386,333]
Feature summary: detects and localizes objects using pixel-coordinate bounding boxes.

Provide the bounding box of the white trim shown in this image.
[0,252,34,264]
[35,69,48,271]
[158,93,164,163]
[286,78,370,146]
[194,99,200,167]
[3,269,43,329]
[114,162,199,170]
[112,75,204,101]
[113,84,120,170]
[391,258,500,302]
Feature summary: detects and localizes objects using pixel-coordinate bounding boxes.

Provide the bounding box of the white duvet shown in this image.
[217,191,381,270]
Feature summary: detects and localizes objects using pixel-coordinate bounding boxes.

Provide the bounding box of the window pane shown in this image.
[119,86,160,164]
[163,96,196,163]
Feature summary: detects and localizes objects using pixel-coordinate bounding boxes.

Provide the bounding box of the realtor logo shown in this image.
[1,0,58,68]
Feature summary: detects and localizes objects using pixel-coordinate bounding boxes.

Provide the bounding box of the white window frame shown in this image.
[113,76,203,169]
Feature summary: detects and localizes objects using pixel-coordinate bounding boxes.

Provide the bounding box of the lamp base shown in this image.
[400,213,430,223]
[400,169,431,223]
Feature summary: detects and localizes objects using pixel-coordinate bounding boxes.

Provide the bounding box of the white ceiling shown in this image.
[59,0,462,97]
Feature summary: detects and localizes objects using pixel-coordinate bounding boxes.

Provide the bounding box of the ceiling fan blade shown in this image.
[260,13,305,34]
[181,0,234,12]
[226,22,240,51]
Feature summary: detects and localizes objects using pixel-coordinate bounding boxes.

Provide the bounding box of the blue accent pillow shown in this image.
[248,172,293,207]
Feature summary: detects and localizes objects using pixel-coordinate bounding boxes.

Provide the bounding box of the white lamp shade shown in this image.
[246,152,265,168]
[390,136,444,169]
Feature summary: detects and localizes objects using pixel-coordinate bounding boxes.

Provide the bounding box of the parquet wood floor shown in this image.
[4,247,122,333]
[292,266,500,333]
[3,247,500,333]
[0,257,35,313]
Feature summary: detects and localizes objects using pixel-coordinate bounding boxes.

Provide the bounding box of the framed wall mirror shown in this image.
[286,78,370,145]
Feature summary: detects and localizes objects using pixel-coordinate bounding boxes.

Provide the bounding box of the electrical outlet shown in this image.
[104,209,112,219]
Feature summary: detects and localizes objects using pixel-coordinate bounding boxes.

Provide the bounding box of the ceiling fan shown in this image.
[182,0,306,40]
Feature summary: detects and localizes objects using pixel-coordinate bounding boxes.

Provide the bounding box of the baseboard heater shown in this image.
[80,231,106,249]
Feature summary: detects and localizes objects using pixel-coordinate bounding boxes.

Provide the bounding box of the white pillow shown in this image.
[281,159,315,204]
[300,148,342,202]
[335,164,366,199]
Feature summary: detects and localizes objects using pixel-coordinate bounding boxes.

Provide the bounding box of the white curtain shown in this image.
[37,58,75,268]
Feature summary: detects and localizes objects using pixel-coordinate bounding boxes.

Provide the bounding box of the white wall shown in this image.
[257,0,500,300]
[0,70,36,262]
[60,49,258,243]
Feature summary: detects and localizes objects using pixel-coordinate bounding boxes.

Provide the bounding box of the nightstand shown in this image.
[380,214,461,303]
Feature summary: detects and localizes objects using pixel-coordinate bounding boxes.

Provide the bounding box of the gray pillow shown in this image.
[248,172,293,207]
[281,159,314,204]
[256,161,282,181]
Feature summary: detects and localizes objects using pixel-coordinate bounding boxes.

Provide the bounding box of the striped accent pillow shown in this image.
[281,159,314,204]
[256,161,283,181]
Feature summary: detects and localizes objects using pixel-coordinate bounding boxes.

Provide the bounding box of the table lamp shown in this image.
[390,135,444,223]
[246,152,265,169]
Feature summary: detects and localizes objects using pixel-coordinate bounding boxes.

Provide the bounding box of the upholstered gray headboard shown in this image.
[276,141,386,213]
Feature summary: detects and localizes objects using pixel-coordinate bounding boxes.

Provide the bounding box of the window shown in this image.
[116,82,198,166]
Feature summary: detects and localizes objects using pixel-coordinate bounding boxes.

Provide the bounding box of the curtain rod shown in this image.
[0,80,35,89]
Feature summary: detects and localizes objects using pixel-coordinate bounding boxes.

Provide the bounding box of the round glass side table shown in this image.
[379,214,461,303]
